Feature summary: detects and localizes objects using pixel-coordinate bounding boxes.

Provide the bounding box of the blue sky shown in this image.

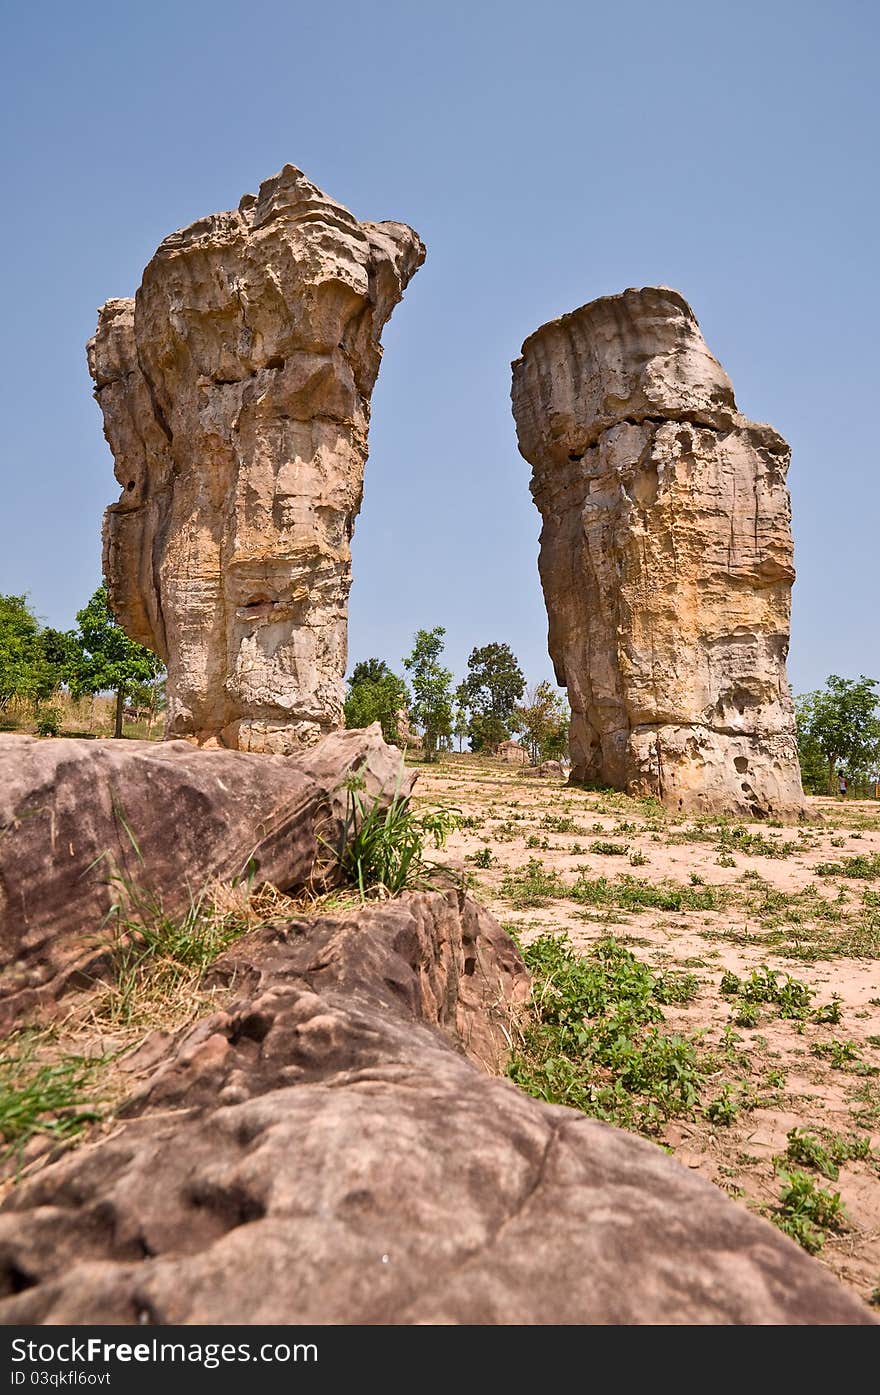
[1,0,877,696]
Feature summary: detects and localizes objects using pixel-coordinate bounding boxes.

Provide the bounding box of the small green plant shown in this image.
[0,1045,102,1160]
[813,996,843,1025]
[816,853,880,880]
[652,971,699,1005]
[525,833,550,850]
[811,1039,861,1068]
[781,1127,872,1181]
[733,1001,760,1028]
[716,852,736,868]
[706,1087,739,1125]
[35,705,62,737]
[541,813,581,834]
[782,1129,839,1180]
[501,858,565,907]
[588,840,629,856]
[468,846,496,869]
[570,875,721,914]
[771,1169,847,1253]
[629,849,648,867]
[338,774,460,898]
[719,966,815,1020]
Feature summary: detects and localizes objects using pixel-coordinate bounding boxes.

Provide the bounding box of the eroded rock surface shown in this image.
[0,889,869,1325]
[512,286,805,817]
[0,725,412,1029]
[88,165,424,751]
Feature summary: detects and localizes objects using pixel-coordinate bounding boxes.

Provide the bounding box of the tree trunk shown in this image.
[828,756,836,797]
[114,687,125,739]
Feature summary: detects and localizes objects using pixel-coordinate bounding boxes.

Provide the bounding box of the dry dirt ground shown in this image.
[411,751,880,1308]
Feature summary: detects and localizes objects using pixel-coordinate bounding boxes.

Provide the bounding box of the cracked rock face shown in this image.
[512,286,806,817]
[0,890,869,1325]
[88,165,424,751]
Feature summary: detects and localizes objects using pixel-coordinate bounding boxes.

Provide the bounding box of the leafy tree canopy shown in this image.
[0,594,74,709]
[403,627,454,762]
[344,658,409,744]
[71,585,163,737]
[796,675,880,793]
[463,642,525,750]
[516,681,570,764]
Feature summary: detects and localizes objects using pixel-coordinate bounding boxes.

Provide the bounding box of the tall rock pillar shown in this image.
[88,165,424,752]
[512,286,805,817]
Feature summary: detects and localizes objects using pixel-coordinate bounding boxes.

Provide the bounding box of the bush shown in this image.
[35,705,62,737]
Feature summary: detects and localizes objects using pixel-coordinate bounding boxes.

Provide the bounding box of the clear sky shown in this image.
[1,0,877,697]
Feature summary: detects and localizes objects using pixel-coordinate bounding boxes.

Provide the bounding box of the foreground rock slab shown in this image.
[0,725,410,1029]
[89,164,424,751]
[0,889,869,1325]
[512,286,806,818]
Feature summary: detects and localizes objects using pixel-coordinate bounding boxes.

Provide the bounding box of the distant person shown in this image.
[838,771,848,798]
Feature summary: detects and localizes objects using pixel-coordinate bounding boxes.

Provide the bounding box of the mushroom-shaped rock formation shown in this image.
[88,165,424,752]
[512,286,805,817]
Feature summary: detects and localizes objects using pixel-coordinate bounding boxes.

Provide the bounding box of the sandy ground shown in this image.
[412,751,880,1306]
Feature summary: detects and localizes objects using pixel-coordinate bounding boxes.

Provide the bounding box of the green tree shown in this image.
[795,675,880,795]
[344,658,409,744]
[403,627,454,763]
[0,595,73,714]
[71,585,163,739]
[516,681,570,763]
[463,642,525,751]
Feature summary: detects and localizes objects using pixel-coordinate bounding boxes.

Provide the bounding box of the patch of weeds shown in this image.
[0,1041,102,1161]
[629,849,648,867]
[467,847,496,869]
[717,826,795,859]
[508,934,705,1135]
[719,966,816,1020]
[525,833,550,850]
[781,1127,872,1181]
[588,840,629,856]
[501,858,565,908]
[813,996,843,1025]
[733,1001,760,1028]
[811,1039,862,1069]
[652,971,700,1005]
[770,1169,848,1254]
[705,1086,740,1125]
[816,853,880,880]
[570,875,722,914]
[716,852,737,868]
[541,814,582,834]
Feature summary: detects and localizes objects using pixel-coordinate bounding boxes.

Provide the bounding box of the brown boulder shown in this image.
[0,888,870,1325]
[0,725,411,1029]
[524,759,566,779]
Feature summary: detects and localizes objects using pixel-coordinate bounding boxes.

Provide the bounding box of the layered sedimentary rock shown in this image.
[512,286,806,817]
[0,891,869,1324]
[88,166,424,751]
[0,725,413,1029]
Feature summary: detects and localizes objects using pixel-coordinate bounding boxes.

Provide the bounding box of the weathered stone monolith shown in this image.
[88,165,424,751]
[512,286,805,817]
